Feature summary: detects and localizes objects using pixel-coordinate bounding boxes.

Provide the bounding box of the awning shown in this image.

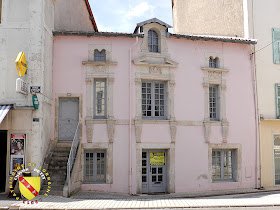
[0,105,12,124]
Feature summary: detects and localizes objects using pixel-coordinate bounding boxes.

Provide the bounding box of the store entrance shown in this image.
[0,131,7,192]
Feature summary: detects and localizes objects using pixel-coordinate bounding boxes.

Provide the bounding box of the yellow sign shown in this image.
[150,152,165,166]
[15,52,27,77]
[19,177,40,200]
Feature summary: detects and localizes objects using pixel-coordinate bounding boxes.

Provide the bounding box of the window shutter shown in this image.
[276,84,280,118]
[272,29,280,64]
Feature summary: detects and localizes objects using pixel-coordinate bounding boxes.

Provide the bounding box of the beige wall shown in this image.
[173,0,245,37]
[54,0,94,31]
[260,120,280,187]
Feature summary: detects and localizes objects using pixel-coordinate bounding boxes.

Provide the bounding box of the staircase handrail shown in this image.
[66,123,80,197]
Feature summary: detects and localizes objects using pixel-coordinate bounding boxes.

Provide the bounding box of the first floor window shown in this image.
[142,81,166,119]
[94,79,107,119]
[209,85,219,121]
[212,149,236,181]
[84,150,106,183]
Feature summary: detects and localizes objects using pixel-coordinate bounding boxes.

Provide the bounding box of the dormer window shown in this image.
[148,30,159,53]
[209,57,219,68]
[94,49,106,62]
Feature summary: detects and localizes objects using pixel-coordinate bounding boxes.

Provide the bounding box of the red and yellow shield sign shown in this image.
[19,177,40,200]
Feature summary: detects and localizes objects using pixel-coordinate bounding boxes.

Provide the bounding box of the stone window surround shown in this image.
[139,22,169,56]
[136,143,175,194]
[202,58,229,143]
[54,93,83,142]
[81,142,113,184]
[208,143,242,183]
[83,44,117,143]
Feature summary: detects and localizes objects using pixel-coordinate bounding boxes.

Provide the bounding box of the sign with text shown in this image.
[150,152,165,166]
[30,86,41,93]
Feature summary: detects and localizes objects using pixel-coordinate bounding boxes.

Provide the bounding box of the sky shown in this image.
[88,0,173,33]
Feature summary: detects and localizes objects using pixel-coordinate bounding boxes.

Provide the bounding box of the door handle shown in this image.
[150,166,151,172]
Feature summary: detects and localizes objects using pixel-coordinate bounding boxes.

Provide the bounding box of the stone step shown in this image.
[52,151,70,157]
[49,160,68,167]
[41,185,64,196]
[53,147,71,152]
[50,155,69,162]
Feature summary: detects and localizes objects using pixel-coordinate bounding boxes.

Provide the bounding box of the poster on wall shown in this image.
[10,134,26,174]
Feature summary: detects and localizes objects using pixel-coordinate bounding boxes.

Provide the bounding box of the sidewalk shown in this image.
[1,188,280,209]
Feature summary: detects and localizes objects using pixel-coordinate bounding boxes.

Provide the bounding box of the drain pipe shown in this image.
[250,0,261,189]
[129,36,138,194]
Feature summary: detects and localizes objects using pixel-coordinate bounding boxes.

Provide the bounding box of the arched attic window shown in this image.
[209,56,219,68]
[94,49,106,61]
[148,30,159,53]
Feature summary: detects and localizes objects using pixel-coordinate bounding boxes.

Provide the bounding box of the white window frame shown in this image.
[84,150,106,183]
[93,79,107,119]
[142,80,167,120]
[212,149,236,182]
[209,85,219,121]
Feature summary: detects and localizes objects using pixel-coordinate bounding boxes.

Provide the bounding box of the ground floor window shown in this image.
[212,149,236,181]
[84,150,106,183]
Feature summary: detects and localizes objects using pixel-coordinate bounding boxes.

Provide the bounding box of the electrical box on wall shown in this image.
[16,78,28,95]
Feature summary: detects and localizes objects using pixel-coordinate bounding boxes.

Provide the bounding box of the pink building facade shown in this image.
[52,19,258,194]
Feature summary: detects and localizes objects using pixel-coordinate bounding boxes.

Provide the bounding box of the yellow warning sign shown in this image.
[150,152,165,166]
[15,52,27,77]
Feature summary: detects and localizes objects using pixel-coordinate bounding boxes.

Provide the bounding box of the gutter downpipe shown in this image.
[251,0,261,189]
[129,36,138,194]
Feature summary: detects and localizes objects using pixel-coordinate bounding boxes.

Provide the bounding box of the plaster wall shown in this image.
[259,120,280,187]
[54,0,94,31]
[172,0,245,37]
[247,0,280,118]
[0,0,54,192]
[53,34,257,193]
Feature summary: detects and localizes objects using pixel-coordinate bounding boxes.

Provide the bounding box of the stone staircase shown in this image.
[42,146,70,196]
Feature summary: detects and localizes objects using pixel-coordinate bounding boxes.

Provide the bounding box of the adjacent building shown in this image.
[0,0,97,194]
[0,0,55,193]
[53,18,257,194]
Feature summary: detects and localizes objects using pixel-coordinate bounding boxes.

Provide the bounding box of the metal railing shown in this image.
[66,123,80,197]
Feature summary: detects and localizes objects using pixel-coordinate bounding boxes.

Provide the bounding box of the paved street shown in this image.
[2,190,280,209]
